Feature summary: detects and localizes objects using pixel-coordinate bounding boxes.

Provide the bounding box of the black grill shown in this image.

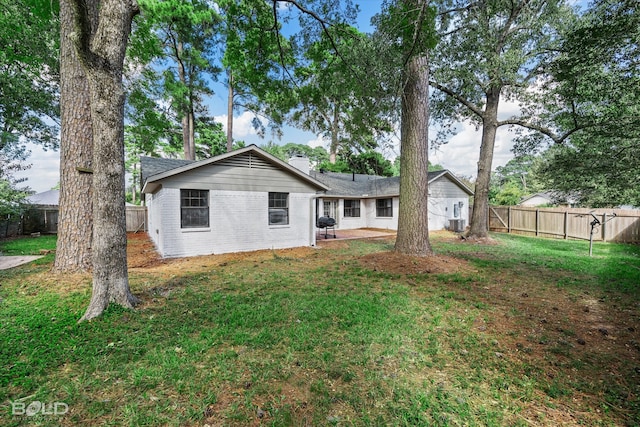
[316,217,336,228]
[316,216,336,239]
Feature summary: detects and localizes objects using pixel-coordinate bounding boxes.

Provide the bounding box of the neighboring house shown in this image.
[308,169,473,232]
[140,145,329,258]
[519,191,578,207]
[27,189,60,206]
[24,189,144,234]
[26,189,60,233]
[519,192,554,207]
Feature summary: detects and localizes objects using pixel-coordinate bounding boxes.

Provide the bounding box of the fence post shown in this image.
[564,211,568,239]
[487,204,490,231]
[508,206,511,233]
[602,213,607,242]
[535,209,540,236]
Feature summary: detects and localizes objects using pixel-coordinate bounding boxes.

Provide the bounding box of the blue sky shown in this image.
[17,0,586,193]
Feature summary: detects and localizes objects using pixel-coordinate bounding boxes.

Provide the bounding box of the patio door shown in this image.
[323,200,338,222]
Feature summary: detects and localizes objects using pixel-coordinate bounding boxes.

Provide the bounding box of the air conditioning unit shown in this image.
[449,218,466,232]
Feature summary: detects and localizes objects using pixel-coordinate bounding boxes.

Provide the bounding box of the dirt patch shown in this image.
[359,251,474,275]
[126,232,166,269]
[126,232,322,279]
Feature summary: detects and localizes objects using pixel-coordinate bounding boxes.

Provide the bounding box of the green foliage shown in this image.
[290,24,394,157]
[260,142,330,168]
[529,0,640,207]
[0,0,60,181]
[377,0,437,58]
[318,149,395,176]
[0,178,29,217]
[430,0,575,136]
[533,143,640,208]
[194,117,227,159]
[489,155,544,205]
[127,0,222,158]
[219,0,296,137]
[489,181,524,206]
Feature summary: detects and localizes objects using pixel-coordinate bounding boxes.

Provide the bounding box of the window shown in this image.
[344,199,361,217]
[268,192,289,225]
[376,198,393,217]
[181,189,209,228]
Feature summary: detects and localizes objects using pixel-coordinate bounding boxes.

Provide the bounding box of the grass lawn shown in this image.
[0,231,639,426]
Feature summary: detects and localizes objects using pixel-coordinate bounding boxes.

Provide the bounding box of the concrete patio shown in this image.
[315,228,396,242]
[0,255,44,270]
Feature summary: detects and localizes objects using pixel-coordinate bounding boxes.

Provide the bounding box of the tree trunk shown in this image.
[395,51,433,256]
[70,0,140,321]
[329,104,339,164]
[468,88,500,238]
[227,69,234,152]
[181,113,195,160]
[54,0,95,272]
[188,110,195,159]
[131,162,137,204]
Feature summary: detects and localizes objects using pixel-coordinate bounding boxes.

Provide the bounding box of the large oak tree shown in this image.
[55,0,94,272]
[374,0,437,256]
[429,0,575,238]
[68,0,140,321]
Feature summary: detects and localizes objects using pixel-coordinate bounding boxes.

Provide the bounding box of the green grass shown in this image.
[0,235,57,256]
[0,232,639,426]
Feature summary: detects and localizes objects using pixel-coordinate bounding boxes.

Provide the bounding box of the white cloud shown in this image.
[429,99,521,178]
[13,143,60,193]
[214,111,268,138]
[306,135,328,149]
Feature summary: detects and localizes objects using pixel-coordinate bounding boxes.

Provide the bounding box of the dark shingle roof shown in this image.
[309,170,463,197]
[26,189,60,206]
[140,146,329,193]
[140,156,195,185]
[140,151,472,198]
[308,171,396,197]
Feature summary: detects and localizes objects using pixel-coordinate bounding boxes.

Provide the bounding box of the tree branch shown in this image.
[437,1,483,17]
[428,80,484,118]
[270,1,298,86]
[273,0,361,81]
[403,0,430,68]
[497,117,588,144]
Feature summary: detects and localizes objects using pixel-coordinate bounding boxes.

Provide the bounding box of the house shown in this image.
[140,145,473,258]
[27,189,60,206]
[519,191,578,207]
[140,145,329,258]
[25,189,60,233]
[519,192,554,207]
[24,189,145,234]
[308,169,473,232]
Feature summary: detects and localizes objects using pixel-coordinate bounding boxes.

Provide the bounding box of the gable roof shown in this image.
[27,189,60,206]
[141,145,329,194]
[520,192,554,204]
[309,169,473,198]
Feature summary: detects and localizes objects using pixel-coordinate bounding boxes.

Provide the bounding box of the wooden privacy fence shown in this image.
[125,206,147,233]
[7,206,148,237]
[489,206,640,243]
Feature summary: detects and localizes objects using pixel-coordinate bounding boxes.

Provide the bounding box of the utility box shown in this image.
[449,218,466,232]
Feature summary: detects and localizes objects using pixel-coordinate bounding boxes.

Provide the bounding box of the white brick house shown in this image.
[141,145,328,257]
[141,145,474,258]
[309,169,474,233]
